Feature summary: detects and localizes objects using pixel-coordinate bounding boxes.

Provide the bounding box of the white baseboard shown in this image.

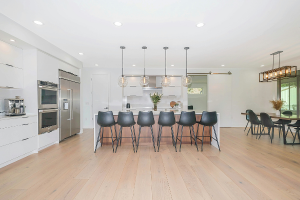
[0,151,34,169]
[38,141,59,151]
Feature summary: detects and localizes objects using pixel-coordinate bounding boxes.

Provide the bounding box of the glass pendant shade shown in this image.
[161,75,171,87]
[118,76,128,87]
[182,75,192,87]
[140,75,149,86]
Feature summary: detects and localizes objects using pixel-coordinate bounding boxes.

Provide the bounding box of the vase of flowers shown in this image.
[270,99,284,115]
[150,92,162,111]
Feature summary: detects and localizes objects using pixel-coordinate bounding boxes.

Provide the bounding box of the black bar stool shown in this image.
[94,111,117,153]
[115,111,136,153]
[175,111,198,152]
[273,110,292,138]
[260,112,282,143]
[136,111,156,152]
[157,111,177,152]
[196,111,220,151]
[244,109,251,134]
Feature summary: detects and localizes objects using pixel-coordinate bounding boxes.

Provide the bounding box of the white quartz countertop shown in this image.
[94,109,214,116]
[0,113,37,120]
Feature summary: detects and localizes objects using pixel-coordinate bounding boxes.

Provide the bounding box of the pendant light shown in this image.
[118,46,128,87]
[140,46,149,86]
[182,47,192,87]
[161,47,171,87]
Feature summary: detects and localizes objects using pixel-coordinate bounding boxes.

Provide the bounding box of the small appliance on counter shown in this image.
[126,103,130,109]
[4,97,26,116]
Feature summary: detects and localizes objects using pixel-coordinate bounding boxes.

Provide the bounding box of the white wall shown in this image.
[81,67,277,128]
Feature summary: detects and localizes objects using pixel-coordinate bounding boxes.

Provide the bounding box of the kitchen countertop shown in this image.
[0,113,37,120]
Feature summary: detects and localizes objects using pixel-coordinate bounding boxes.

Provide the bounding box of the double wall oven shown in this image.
[38,80,59,135]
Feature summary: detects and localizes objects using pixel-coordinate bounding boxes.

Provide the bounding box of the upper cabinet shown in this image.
[0,40,23,69]
[124,77,143,96]
[37,51,60,84]
[0,64,23,88]
[169,77,182,87]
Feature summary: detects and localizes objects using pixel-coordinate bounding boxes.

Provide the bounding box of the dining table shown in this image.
[241,112,300,145]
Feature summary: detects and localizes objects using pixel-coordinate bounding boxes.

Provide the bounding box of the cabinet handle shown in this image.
[22,138,29,141]
[22,124,29,126]
[130,86,136,87]
[22,117,29,118]
[6,64,14,67]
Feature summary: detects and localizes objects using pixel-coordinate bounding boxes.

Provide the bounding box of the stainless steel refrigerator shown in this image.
[59,70,80,141]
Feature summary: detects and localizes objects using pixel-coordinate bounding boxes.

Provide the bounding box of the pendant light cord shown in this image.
[122,48,124,77]
[165,48,167,77]
[144,48,146,76]
[272,54,274,70]
[279,52,280,67]
[186,48,188,76]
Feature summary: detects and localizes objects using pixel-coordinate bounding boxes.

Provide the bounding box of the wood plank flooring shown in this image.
[0,127,300,200]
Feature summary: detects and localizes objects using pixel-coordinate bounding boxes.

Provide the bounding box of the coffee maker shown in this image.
[4,98,26,116]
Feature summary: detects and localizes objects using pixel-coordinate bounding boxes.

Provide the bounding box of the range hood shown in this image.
[142,76,162,90]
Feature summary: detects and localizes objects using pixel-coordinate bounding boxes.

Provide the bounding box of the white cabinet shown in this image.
[124,86,143,96]
[37,51,60,84]
[10,136,37,160]
[127,77,141,87]
[169,77,182,87]
[163,86,182,96]
[0,63,23,88]
[39,129,59,149]
[0,40,23,69]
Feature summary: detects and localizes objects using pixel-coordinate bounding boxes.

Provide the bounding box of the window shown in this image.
[187,88,203,94]
[279,76,297,115]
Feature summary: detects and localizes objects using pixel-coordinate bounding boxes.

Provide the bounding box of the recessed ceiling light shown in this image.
[34,21,43,25]
[171,65,174,66]
[261,65,265,67]
[79,53,83,55]
[132,64,135,66]
[221,65,225,66]
[196,23,204,27]
[10,39,15,42]
[95,64,98,66]
[114,22,122,26]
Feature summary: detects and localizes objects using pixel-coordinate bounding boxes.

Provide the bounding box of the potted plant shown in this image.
[270,99,284,115]
[150,92,162,111]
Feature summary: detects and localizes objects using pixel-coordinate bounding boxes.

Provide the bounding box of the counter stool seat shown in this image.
[136,111,156,152]
[157,111,177,152]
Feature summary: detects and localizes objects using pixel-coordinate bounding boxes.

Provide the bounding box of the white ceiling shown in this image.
[0,0,300,70]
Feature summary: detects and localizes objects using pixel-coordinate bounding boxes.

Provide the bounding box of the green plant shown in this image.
[150,92,162,104]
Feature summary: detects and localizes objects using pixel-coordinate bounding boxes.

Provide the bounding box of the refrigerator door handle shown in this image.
[71,89,74,120]
[67,89,72,120]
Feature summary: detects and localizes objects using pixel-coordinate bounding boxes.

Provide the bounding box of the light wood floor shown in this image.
[0,128,300,200]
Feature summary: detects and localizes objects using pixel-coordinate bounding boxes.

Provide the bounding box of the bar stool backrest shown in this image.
[200,111,217,126]
[246,109,252,121]
[282,110,292,116]
[97,111,115,127]
[178,111,196,126]
[117,111,135,127]
[158,111,175,126]
[137,111,155,126]
[248,110,260,125]
[260,112,274,127]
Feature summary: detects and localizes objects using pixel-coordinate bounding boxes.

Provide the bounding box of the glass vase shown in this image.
[153,103,157,111]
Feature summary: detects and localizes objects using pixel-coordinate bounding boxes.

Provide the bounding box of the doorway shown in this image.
[188,75,207,111]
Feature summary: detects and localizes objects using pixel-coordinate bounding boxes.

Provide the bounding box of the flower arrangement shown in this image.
[270,99,284,110]
[150,92,162,111]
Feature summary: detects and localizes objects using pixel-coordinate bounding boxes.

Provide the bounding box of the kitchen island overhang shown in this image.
[93,110,220,151]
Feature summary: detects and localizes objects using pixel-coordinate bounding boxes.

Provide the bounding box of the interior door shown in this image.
[92,74,109,119]
[59,79,71,140]
[70,81,80,135]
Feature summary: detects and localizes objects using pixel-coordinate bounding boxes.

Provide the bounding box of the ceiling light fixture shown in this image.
[221,65,225,66]
[182,47,192,87]
[196,23,204,27]
[10,39,15,42]
[118,46,128,87]
[171,65,174,67]
[114,22,122,26]
[259,51,297,82]
[95,64,98,66]
[261,65,264,67]
[140,46,149,86]
[79,53,83,55]
[34,21,43,25]
[161,47,171,87]
[132,65,136,66]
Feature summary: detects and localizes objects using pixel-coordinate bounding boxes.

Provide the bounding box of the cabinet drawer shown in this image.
[10,136,37,159]
[0,144,11,164]
[10,123,37,144]
[0,128,11,147]
[0,116,37,129]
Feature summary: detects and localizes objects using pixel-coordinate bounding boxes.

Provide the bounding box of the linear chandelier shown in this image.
[259,51,297,82]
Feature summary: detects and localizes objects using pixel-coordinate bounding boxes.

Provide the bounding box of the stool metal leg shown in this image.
[171,126,177,152]
[130,126,135,153]
[114,125,118,141]
[179,125,184,152]
[191,125,199,151]
[136,126,142,153]
[94,126,102,153]
[120,128,123,146]
[110,127,115,153]
[101,127,104,147]
[157,125,162,152]
[212,125,220,151]
[201,125,205,151]
[176,124,180,146]
[150,125,156,152]
[189,126,193,146]
[115,126,122,153]
[244,121,249,132]
[157,125,161,146]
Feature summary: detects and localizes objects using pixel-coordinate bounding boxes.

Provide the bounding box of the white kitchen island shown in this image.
[93,110,220,151]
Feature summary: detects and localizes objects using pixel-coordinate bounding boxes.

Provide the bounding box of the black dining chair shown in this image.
[293,127,300,145]
[286,120,300,139]
[115,111,136,153]
[273,110,292,138]
[157,111,177,152]
[196,111,220,152]
[136,111,156,153]
[248,110,262,136]
[175,111,198,152]
[260,112,282,143]
[94,111,117,153]
[244,109,251,133]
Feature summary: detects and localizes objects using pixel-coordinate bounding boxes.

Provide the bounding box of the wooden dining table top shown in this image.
[241,112,300,120]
